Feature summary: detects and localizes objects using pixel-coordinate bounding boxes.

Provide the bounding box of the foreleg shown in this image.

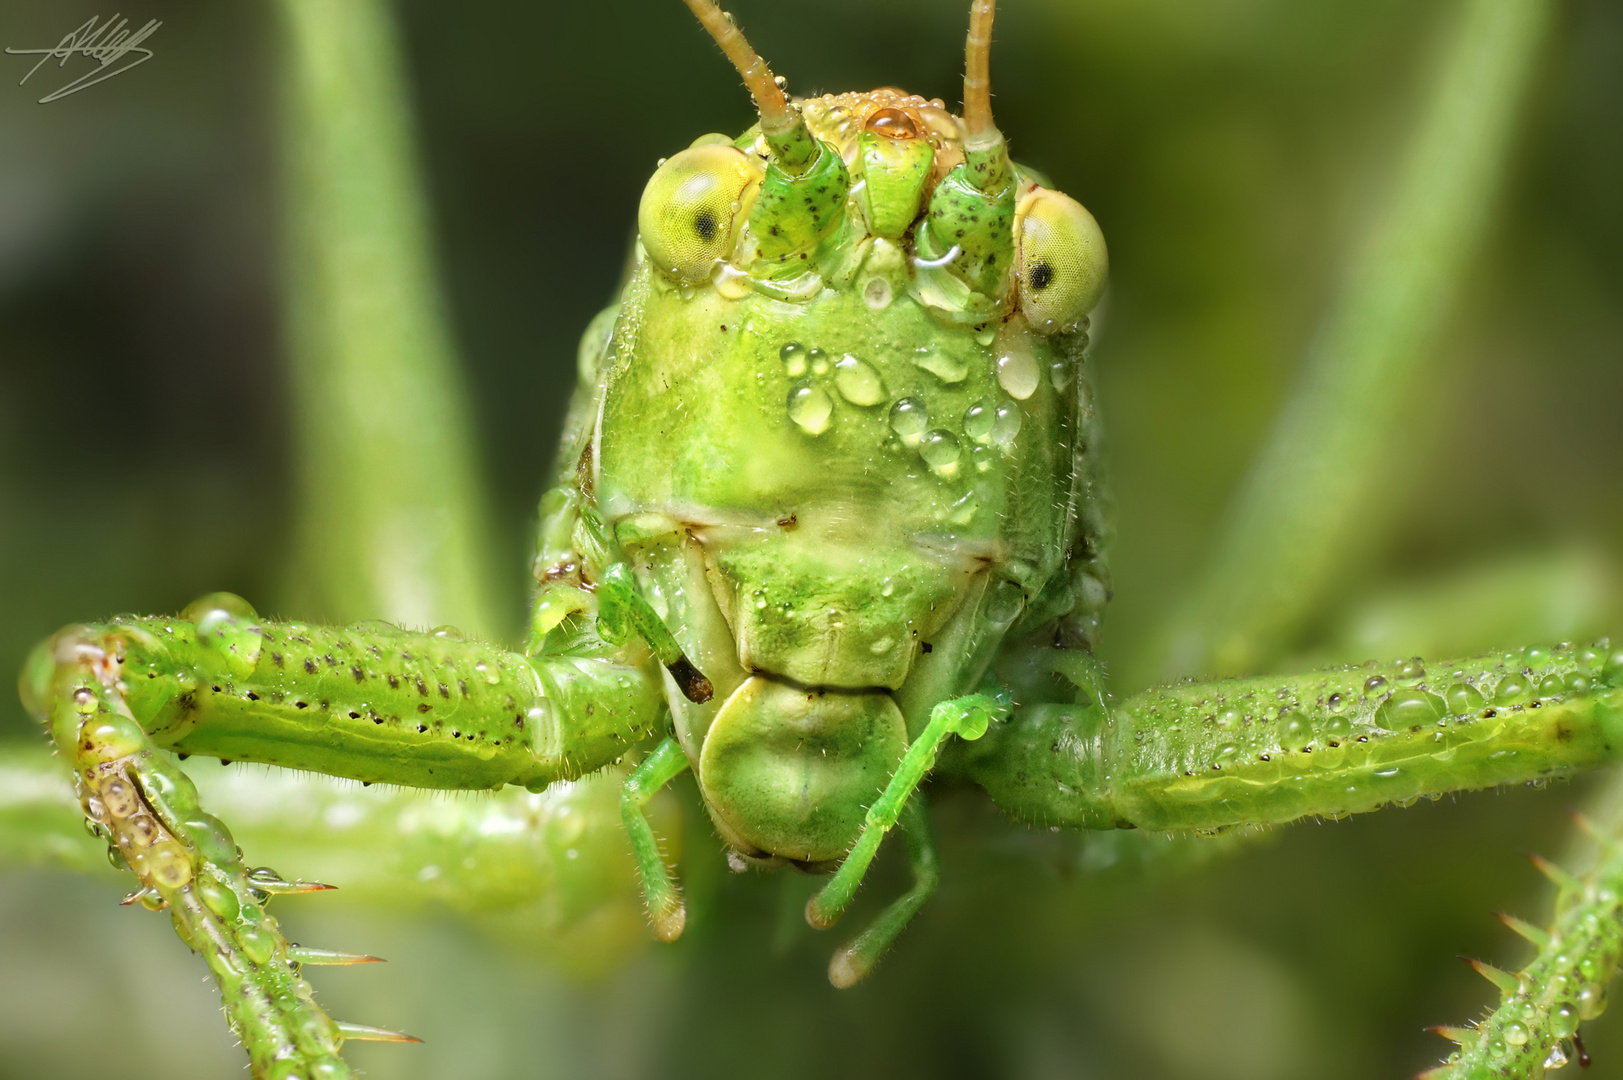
[18,593,669,1078]
[968,642,1623,832]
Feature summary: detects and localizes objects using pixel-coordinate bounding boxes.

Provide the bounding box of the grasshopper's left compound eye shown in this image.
[638,143,762,283]
[1016,188,1108,333]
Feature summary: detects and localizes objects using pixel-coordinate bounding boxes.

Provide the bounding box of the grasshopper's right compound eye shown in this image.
[1015,188,1108,333]
[638,144,761,283]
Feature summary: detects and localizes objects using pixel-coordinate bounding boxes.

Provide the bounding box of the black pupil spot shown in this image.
[694,209,718,242]
[1030,260,1055,292]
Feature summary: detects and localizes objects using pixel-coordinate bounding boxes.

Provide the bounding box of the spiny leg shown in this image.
[33,636,387,1078]
[620,736,690,941]
[18,594,670,1078]
[968,641,1623,834]
[826,795,940,989]
[806,691,1007,933]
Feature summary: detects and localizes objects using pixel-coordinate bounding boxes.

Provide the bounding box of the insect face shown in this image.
[590,0,1112,862]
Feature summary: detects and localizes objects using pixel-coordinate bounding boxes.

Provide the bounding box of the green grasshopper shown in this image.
[12,0,1623,1077]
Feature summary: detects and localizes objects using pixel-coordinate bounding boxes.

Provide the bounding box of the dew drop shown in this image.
[1363,675,1388,699]
[888,397,928,447]
[919,430,962,478]
[1396,657,1426,682]
[780,341,807,377]
[912,345,969,384]
[1523,644,1552,670]
[1504,1022,1529,1046]
[1495,673,1533,704]
[1446,682,1485,715]
[1579,983,1607,1020]
[1378,689,1446,728]
[996,340,1040,400]
[809,347,830,376]
[971,445,996,473]
[963,398,996,442]
[989,400,1022,446]
[833,355,886,406]
[1552,1002,1580,1037]
[787,382,833,435]
[1049,358,1073,391]
[863,276,893,309]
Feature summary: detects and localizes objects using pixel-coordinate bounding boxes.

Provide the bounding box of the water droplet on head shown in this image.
[889,397,928,446]
[833,355,886,406]
[1523,645,1552,670]
[971,444,996,473]
[1504,1022,1529,1046]
[912,345,969,384]
[780,342,807,377]
[1049,358,1073,391]
[989,400,1023,447]
[975,326,996,347]
[1396,657,1425,682]
[919,429,962,478]
[1363,675,1388,699]
[865,107,919,139]
[809,348,830,376]
[863,277,892,309]
[787,381,833,435]
[963,398,996,442]
[996,339,1040,400]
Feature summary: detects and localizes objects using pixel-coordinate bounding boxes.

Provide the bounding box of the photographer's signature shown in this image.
[6,14,160,103]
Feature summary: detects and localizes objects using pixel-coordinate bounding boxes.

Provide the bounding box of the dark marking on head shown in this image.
[304,658,317,674]
[351,666,364,682]
[921,642,933,654]
[1031,260,1053,291]
[694,209,718,242]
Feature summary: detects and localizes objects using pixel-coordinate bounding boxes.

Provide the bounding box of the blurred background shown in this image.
[1,0,1620,1077]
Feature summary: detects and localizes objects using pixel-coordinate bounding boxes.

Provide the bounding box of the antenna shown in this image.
[680,0,796,137]
[963,0,998,143]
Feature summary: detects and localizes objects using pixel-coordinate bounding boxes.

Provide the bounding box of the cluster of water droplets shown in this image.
[781,341,889,436]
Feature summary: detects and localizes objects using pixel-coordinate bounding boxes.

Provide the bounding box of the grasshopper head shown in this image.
[591,3,1112,861]
[637,0,1108,331]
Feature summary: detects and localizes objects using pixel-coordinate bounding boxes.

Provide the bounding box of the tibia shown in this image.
[969,640,1623,833]
[32,632,356,1078]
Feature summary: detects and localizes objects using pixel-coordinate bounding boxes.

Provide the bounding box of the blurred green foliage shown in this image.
[1,0,1621,1077]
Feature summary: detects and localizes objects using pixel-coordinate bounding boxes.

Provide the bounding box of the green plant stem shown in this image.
[277,0,498,636]
[1148,0,1554,681]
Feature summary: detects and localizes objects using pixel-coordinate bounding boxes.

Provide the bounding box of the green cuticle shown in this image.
[857,131,935,240]
[748,138,850,263]
[920,161,1018,297]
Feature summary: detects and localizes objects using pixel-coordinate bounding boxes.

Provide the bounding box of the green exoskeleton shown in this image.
[14,1,1623,1077]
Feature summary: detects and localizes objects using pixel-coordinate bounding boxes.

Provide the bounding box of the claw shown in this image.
[1493,911,1551,948]
[1462,956,1521,994]
[288,945,384,966]
[336,1021,422,1044]
[1525,851,1581,891]
[247,866,337,895]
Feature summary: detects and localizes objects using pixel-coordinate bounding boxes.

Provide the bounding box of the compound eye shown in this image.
[1015,188,1108,333]
[638,144,761,282]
